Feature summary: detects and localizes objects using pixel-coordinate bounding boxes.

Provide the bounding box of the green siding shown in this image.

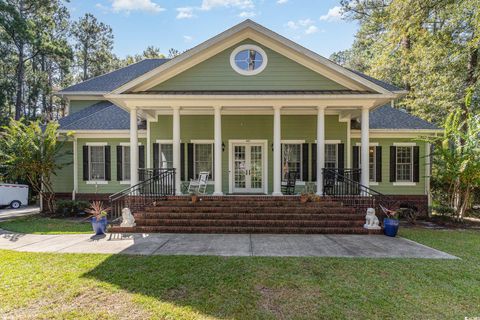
[69,100,103,114]
[76,138,147,194]
[52,142,74,193]
[351,138,427,195]
[52,116,427,196]
[150,39,347,92]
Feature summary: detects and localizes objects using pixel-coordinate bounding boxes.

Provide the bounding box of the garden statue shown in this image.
[120,208,136,227]
[364,208,381,230]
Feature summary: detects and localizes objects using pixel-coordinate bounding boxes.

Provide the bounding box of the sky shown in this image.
[67,0,359,59]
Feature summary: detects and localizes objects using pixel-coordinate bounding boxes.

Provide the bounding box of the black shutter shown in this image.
[376,146,382,182]
[413,146,420,182]
[139,145,145,169]
[337,143,345,170]
[390,146,397,182]
[180,143,185,181]
[311,143,317,182]
[153,143,159,169]
[116,146,123,181]
[352,146,360,169]
[302,143,309,181]
[104,146,111,181]
[83,146,89,181]
[187,143,194,180]
[352,146,360,182]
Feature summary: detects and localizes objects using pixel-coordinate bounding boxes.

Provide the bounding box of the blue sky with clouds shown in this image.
[68,0,358,59]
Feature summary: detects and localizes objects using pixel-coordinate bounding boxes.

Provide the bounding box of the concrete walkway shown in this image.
[0,229,457,259]
[0,206,40,222]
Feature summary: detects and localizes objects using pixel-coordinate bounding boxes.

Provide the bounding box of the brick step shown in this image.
[147,201,343,208]
[134,218,364,228]
[109,225,381,235]
[155,196,307,202]
[135,212,362,221]
[143,206,354,214]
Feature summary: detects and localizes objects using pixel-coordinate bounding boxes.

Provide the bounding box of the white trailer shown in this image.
[0,183,29,209]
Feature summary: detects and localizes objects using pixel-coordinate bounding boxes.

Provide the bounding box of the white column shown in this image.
[360,106,370,188]
[72,137,78,200]
[272,106,282,196]
[130,108,139,186]
[172,106,182,194]
[316,106,326,195]
[213,106,223,195]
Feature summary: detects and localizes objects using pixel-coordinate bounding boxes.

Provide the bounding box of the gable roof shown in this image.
[58,101,145,130]
[58,20,404,97]
[369,105,439,130]
[58,59,169,94]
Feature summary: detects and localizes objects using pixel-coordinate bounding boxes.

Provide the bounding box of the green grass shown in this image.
[0,216,92,234]
[0,229,479,319]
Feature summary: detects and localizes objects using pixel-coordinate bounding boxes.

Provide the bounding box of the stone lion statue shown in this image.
[120,208,136,227]
[364,208,381,230]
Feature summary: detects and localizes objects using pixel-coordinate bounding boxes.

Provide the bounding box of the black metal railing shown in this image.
[109,168,176,220]
[322,168,392,213]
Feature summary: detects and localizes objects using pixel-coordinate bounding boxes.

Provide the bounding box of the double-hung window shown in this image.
[194,143,213,179]
[325,144,338,169]
[121,146,131,181]
[396,146,413,182]
[369,146,376,182]
[89,146,106,181]
[158,143,173,169]
[281,144,302,180]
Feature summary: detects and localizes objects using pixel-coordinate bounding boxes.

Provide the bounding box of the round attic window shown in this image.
[230,45,268,76]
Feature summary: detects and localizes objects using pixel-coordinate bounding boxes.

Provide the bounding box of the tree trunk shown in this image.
[15,42,25,120]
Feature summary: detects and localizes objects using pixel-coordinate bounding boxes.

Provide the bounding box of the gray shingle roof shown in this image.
[58,101,145,130]
[59,102,438,131]
[59,59,169,93]
[347,69,405,92]
[370,105,439,130]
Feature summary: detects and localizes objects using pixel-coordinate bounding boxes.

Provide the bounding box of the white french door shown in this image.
[231,142,265,193]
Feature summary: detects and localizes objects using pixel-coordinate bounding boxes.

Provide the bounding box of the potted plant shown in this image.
[383,207,399,237]
[86,201,110,235]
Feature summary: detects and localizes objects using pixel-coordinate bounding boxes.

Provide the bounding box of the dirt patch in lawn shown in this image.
[1,286,151,319]
[256,284,325,319]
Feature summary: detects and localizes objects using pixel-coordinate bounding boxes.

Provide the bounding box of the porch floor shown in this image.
[0,229,457,258]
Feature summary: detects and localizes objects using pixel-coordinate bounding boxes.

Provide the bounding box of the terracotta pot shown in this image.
[191,195,198,203]
[300,195,309,204]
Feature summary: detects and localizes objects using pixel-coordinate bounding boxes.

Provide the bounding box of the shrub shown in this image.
[55,200,89,216]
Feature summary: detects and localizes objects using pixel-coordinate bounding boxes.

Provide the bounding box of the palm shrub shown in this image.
[0,119,73,213]
[424,108,480,220]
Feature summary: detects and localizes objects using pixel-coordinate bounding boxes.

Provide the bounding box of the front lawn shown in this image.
[0,216,92,234]
[0,228,479,319]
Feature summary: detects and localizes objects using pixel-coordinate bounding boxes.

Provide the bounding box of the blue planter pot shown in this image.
[383,218,399,237]
[91,217,107,235]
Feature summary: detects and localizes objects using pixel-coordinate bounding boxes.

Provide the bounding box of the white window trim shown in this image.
[393,142,416,147]
[156,139,174,144]
[395,145,414,183]
[193,142,215,182]
[357,145,378,183]
[157,142,174,169]
[86,142,107,146]
[230,44,268,76]
[87,145,107,182]
[324,143,338,168]
[281,142,304,182]
[393,182,417,186]
[314,140,341,144]
[120,181,131,185]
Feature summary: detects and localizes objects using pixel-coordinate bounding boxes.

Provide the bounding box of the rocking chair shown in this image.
[187,171,210,195]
